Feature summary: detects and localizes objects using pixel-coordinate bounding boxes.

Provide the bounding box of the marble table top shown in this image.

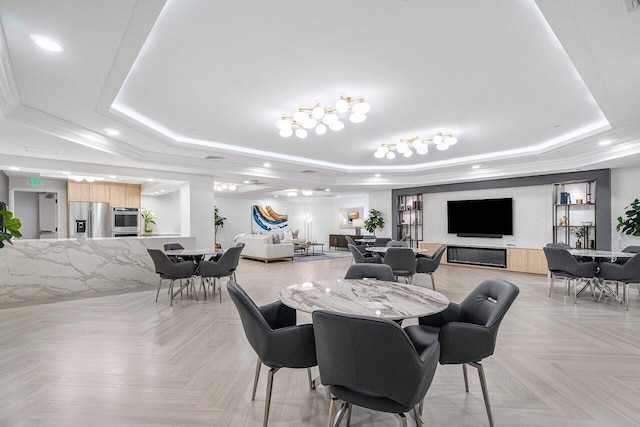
[164,248,223,256]
[569,249,635,259]
[279,279,449,320]
[366,246,425,254]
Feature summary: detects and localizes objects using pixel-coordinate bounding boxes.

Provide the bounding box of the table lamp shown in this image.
[352,218,365,236]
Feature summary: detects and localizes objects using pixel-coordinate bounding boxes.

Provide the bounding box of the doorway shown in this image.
[13,191,58,239]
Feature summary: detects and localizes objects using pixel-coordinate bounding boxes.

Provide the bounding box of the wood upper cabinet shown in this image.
[68,181,140,208]
[109,184,127,208]
[68,182,90,202]
[125,185,141,208]
[89,183,110,202]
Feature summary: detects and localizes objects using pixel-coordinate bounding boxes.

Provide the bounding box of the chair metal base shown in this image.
[327,396,419,427]
[465,362,494,427]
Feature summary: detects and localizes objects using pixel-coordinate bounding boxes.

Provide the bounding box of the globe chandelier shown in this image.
[276,96,370,139]
[374,132,458,159]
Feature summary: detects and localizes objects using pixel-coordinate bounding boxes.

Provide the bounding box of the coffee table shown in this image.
[294,242,325,256]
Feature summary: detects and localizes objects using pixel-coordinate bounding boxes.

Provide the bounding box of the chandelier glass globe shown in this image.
[279,127,293,137]
[295,128,308,139]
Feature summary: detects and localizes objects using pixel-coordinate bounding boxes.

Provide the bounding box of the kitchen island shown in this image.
[0,236,196,306]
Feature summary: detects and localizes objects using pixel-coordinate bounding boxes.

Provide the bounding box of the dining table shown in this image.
[163,248,223,258]
[569,249,634,261]
[569,249,635,304]
[365,246,425,255]
[279,279,449,321]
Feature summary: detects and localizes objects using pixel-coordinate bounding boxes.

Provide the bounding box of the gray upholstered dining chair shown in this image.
[313,310,440,427]
[345,235,371,256]
[344,263,395,281]
[597,253,640,310]
[416,245,447,291]
[543,246,598,302]
[348,244,381,264]
[198,243,244,302]
[386,240,409,247]
[404,279,519,427]
[227,281,317,427]
[383,247,417,283]
[372,237,392,247]
[147,249,195,306]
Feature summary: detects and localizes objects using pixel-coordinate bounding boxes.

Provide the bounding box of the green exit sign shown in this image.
[28,177,42,185]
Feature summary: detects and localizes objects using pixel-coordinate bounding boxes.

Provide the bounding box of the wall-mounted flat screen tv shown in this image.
[447,198,513,237]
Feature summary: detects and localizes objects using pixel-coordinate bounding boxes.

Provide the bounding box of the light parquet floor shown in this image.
[2,256,640,426]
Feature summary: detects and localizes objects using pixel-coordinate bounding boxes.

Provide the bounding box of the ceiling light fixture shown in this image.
[374,173,381,177]
[598,140,612,146]
[263,162,271,168]
[105,129,120,136]
[287,191,298,197]
[108,175,117,179]
[374,132,457,160]
[472,165,481,169]
[215,182,237,191]
[62,171,72,175]
[277,96,370,139]
[30,35,63,52]
[68,175,103,182]
[8,167,20,171]
[301,190,313,196]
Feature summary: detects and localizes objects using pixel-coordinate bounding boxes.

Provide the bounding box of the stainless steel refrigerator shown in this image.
[68,202,111,238]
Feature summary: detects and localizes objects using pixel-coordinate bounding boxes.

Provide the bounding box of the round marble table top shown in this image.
[366,246,425,254]
[164,248,222,256]
[279,279,449,320]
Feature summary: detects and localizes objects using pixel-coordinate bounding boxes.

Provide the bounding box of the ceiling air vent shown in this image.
[625,0,640,13]
[204,155,224,160]
[301,170,316,173]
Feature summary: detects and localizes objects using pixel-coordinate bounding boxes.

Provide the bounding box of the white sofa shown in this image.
[235,234,294,263]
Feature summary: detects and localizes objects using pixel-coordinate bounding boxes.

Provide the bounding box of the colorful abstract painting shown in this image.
[251,205,289,231]
[339,207,364,229]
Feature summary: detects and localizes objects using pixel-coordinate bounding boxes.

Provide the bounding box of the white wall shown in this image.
[423,184,552,249]
[214,194,369,250]
[8,177,68,238]
[141,190,181,235]
[0,171,8,206]
[368,190,392,238]
[611,167,640,250]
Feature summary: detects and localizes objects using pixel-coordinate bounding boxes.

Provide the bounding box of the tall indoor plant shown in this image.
[214,206,226,248]
[616,199,640,237]
[364,209,385,235]
[0,209,22,248]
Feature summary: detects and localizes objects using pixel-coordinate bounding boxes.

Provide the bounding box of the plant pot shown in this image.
[214,243,222,250]
[575,241,582,249]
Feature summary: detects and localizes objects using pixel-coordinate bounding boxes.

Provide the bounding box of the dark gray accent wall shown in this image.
[391,169,611,250]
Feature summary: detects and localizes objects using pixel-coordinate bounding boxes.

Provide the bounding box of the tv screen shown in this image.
[447,198,513,236]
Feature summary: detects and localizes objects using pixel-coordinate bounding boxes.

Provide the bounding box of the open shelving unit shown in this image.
[552,180,596,249]
[396,194,423,248]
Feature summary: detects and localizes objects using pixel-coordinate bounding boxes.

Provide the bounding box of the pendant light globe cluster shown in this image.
[374,132,458,160]
[276,96,370,139]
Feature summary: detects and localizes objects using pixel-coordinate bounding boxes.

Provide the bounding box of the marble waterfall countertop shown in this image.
[0,236,196,306]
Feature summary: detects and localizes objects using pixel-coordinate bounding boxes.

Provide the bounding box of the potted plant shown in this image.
[140,209,156,234]
[0,209,22,248]
[214,206,226,249]
[616,199,640,236]
[364,209,385,235]
[572,226,587,249]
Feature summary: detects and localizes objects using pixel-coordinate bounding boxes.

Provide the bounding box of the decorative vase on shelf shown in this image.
[144,224,152,234]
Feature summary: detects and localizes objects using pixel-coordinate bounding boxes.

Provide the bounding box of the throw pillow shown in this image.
[292,229,299,239]
[272,234,281,244]
[283,230,293,241]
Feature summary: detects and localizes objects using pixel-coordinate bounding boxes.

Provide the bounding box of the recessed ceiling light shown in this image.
[96,177,104,181]
[30,35,63,52]
[263,162,271,168]
[148,178,155,182]
[62,171,72,175]
[160,189,165,193]
[243,180,250,184]
[325,188,330,192]
[374,173,381,177]
[9,167,20,171]
[274,195,279,198]
[472,165,481,169]
[105,129,120,136]
[598,140,612,146]
[108,175,117,179]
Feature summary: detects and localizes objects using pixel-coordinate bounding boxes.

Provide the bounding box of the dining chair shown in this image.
[348,244,381,264]
[227,281,317,427]
[614,246,640,265]
[345,235,371,256]
[372,237,392,247]
[383,247,417,284]
[416,245,447,291]
[542,246,598,302]
[313,310,440,427]
[344,264,395,281]
[597,253,640,310]
[404,279,519,427]
[147,249,195,306]
[198,243,244,302]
